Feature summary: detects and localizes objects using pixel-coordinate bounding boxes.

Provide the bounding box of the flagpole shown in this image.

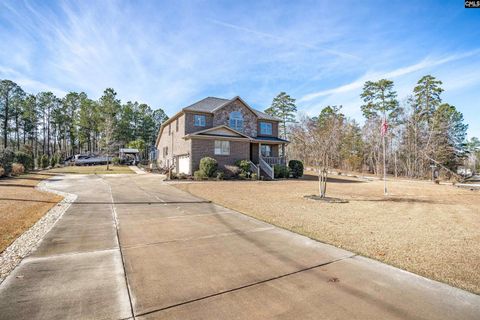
[382,111,387,195]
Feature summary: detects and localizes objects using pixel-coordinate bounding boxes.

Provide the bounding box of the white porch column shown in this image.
[258,142,261,176]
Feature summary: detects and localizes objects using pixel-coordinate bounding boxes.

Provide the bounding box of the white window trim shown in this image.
[229,111,244,131]
[194,114,206,127]
[214,140,230,155]
[260,122,272,135]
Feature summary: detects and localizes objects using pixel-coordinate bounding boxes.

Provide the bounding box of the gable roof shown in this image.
[183,97,229,112]
[183,96,281,121]
[184,125,251,140]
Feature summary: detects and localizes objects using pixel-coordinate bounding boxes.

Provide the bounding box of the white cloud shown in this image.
[298,49,480,103]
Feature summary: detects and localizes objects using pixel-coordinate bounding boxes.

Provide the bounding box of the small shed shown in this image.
[119,148,140,164]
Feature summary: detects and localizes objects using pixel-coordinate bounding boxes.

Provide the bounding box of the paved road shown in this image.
[0,174,479,319]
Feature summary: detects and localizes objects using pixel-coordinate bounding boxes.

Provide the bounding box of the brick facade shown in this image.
[156,97,286,175]
[257,120,279,138]
[191,138,250,172]
[184,112,214,134]
[157,113,190,168]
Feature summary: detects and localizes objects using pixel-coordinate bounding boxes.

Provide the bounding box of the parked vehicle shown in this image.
[67,154,113,166]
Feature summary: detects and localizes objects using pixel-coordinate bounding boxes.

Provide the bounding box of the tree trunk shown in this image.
[3,95,8,149]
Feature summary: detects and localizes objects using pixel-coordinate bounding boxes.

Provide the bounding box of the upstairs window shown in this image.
[260,122,272,135]
[229,111,243,131]
[214,140,230,155]
[194,114,206,126]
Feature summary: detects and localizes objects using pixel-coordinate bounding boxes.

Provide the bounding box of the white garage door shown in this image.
[178,155,190,175]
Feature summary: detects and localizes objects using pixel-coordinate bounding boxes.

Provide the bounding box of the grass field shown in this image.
[174,173,480,294]
[48,165,134,174]
[0,172,63,253]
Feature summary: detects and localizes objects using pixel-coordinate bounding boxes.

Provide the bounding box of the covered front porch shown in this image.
[250,137,289,178]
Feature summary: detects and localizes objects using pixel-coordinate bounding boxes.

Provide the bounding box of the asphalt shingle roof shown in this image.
[183,97,229,112]
[183,96,281,121]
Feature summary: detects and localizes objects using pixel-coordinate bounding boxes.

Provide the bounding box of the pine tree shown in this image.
[265,92,297,139]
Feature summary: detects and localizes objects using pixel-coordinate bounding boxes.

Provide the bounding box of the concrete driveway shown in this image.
[0,174,478,319]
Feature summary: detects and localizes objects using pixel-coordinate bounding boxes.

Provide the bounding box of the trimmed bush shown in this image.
[40,154,49,169]
[238,172,248,180]
[0,166,5,177]
[288,160,304,178]
[224,165,241,178]
[0,149,14,176]
[216,171,224,180]
[194,170,207,180]
[199,157,218,177]
[235,159,251,174]
[14,151,34,171]
[274,164,290,178]
[12,163,25,175]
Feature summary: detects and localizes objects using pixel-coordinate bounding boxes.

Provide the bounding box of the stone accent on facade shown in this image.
[212,100,258,137]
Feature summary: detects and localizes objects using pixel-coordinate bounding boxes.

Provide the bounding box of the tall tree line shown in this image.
[285,75,476,179]
[0,80,168,163]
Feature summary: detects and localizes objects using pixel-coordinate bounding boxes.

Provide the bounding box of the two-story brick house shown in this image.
[155,96,288,179]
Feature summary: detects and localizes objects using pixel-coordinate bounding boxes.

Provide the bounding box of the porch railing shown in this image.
[248,161,259,175]
[259,157,274,179]
[262,156,286,166]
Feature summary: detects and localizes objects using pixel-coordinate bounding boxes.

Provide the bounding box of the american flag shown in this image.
[381,118,388,136]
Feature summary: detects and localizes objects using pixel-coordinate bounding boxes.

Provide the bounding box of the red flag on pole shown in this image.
[381,118,388,136]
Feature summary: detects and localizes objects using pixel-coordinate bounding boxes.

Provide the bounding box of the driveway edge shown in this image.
[0,179,77,285]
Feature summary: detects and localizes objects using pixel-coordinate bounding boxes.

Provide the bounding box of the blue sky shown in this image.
[1,0,479,137]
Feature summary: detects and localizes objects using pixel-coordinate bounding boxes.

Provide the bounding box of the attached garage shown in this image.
[177,154,191,175]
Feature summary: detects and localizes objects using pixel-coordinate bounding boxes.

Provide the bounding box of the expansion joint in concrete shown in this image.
[135,254,357,318]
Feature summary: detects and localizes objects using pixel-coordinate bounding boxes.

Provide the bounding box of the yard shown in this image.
[48,165,134,174]
[174,173,480,294]
[0,172,63,253]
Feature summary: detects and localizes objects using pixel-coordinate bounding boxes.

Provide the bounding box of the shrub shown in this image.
[251,173,258,180]
[178,173,187,179]
[216,171,224,180]
[0,166,4,177]
[235,159,251,174]
[194,170,207,180]
[240,172,251,180]
[40,154,49,169]
[14,151,34,171]
[274,164,290,178]
[112,157,121,165]
[199,157,218,177]
[0,149,15,176]
[12,163,25,175]
[224,165,241,178]
[288,160,304,178]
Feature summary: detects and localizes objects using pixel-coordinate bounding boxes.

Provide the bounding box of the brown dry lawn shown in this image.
[0,172,63,253]
[48,165,134,174]
[174,173,480,294]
